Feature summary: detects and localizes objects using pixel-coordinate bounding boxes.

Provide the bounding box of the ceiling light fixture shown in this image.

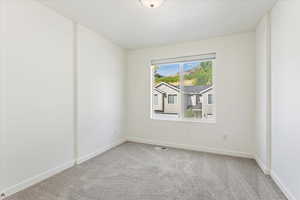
[140,0,165,8]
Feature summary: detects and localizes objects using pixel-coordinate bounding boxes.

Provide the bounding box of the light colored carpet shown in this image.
[7,142,286,200]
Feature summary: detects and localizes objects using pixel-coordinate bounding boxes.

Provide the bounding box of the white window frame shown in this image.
[168,94,177,104]
[150,54,217,123]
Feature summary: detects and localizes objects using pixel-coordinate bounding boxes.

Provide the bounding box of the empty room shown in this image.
[0,0,299,199]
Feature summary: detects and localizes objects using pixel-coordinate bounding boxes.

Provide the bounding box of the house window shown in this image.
[153,94,158,105]
[151,53,216,122]
[168,94,177,104]
[208,94,213,104]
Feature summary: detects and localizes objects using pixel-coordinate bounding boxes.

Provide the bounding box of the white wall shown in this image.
[0,0,5,193]
[271,0,300,199]
[76,25,126,163]
[126,32,256,157]
[0,0,75,195]
[0,0,127,195]
[4,1,299,199]
[255,14,271,173]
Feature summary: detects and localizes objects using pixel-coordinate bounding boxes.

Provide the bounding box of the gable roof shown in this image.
[155,82,212,94]
[183,85,212,94]
[155,82,180,92]
[154,88,166,94]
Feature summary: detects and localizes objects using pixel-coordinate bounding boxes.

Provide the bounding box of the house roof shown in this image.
[155,82,180,92]
[154,88,166,94]
[155,82,212,94]
[183,85,212,94]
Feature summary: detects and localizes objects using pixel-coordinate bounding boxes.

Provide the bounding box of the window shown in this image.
[153,94,158,105]
[151,53,216,122]
[208,94,213,104]
[168,94,177,104]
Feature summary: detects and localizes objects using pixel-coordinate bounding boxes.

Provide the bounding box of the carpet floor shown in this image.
[7,142,286,200]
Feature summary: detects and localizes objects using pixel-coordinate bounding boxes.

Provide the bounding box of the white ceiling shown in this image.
[39,0,277,49]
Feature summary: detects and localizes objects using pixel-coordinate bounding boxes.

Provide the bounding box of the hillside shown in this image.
[154,61,212,86]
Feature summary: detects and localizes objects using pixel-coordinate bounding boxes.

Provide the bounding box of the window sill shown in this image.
[150,116,216,124]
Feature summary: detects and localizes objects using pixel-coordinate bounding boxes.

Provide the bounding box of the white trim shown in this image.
[2,160,75,198]
[211,59,217,121]
[150,116,216,124]
[179,62,184,118]
[1,140,126,198]
[151,53,216,65]
[126,137,253,159]
[199,86,213,95]
[254,155,270,175]
[155,82,180,92]
[151,59,217,123]
[1,138,294,200]
[266,11,272,173]
[154,88,165,94]
[73,21,79,163]
[167,94,177,104]
[0,0,7,196]
[270,170,297,200]
[76,139,126,164]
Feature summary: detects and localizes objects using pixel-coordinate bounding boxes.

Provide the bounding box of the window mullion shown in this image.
[179,63,184,120]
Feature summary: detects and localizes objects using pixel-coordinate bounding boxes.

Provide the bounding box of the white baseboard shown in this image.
[271,170,296,200]
[254,155,270,175]
[3,138,295,200]
[2,160,75,198]
[76,139,126,164]
[126,137,253,159]
[2,139,126,199]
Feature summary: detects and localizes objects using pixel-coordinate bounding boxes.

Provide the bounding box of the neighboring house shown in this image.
[153,82,180,114]
[153,82,214,118]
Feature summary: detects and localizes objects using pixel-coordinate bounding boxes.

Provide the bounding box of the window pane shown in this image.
[183,61,214,120]
[208,94,213,104]
[168,94,177,104]
[152,64,180,119]
[168,95,173,104]
[154,94,158,105]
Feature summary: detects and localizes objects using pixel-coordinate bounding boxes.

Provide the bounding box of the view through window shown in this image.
[151,54,215,122]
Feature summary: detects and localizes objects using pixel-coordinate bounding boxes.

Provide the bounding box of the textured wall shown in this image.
[126,32,256,157]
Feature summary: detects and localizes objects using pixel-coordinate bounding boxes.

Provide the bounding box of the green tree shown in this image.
[155,76,179,84]
[184,61,212,86]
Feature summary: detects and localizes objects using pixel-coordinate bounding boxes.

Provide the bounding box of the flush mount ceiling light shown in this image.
[140,0,165,8]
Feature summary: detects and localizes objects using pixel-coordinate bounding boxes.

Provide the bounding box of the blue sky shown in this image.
[156,62,200,77]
